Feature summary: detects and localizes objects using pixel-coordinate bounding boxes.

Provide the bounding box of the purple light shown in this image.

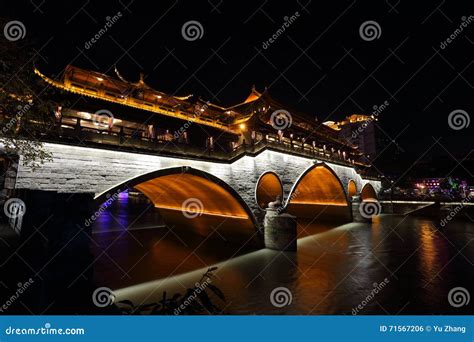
[118,191,129,200]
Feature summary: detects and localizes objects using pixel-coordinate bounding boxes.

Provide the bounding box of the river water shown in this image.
[91,194,474,314]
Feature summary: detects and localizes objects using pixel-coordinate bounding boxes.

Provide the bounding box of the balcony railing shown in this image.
[15,121,372,171]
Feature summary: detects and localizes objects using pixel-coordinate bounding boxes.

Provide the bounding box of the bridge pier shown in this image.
[351,196,372,223]
[263,208,297,252]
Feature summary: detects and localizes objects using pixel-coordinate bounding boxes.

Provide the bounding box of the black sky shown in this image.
[3,0,474,178]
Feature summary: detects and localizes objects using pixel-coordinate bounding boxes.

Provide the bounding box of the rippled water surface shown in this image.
[92,195,474,314]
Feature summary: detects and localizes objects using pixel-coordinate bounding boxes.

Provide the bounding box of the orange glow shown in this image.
[33,68,236,134]
[147,205,248,219]
[290,166,348,205]
[348,180,357,198]
[134,174,249,218]
[132,172,260,245]
[361,183,377,200]
[289,201,348,206]
[287,164,350,221]
[255,172,283,209]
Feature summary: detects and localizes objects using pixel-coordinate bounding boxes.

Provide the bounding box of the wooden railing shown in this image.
[27,123,374,173]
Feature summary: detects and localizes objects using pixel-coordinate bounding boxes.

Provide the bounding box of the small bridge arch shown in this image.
[361,183,378,200]
[255,171,284,209]
[347,179,357,198]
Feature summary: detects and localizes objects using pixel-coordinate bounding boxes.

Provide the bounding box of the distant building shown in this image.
[323,114,380,161]
[415,178,443,192]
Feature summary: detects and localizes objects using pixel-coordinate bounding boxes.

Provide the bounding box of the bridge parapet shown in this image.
[13,143,381,215]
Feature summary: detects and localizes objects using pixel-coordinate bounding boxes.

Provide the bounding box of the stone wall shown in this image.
[15,143,381,213]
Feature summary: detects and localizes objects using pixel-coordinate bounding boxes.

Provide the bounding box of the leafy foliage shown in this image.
[117,267,226,315]
[0,17,63,169]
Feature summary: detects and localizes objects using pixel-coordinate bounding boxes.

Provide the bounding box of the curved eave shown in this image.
[34,68,239,135]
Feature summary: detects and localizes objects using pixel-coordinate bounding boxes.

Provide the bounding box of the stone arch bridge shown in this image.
[13,143,381,243]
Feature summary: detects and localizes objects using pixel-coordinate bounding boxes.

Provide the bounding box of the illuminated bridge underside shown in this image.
[361,183,377,200]
[132,171,261,247]
[348,180,357,198]
[255,172,283,209]
[286,164,351,222]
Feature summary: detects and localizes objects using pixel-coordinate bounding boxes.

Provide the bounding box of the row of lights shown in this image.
[96,76,163,99]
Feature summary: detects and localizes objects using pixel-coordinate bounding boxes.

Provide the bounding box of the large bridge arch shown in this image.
[284,162,352,222]
[95,166,262,247]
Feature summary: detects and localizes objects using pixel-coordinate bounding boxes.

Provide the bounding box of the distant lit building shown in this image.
[415,178,443,191]
[323,114,380,161]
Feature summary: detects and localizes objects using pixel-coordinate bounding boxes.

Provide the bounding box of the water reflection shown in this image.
[92,195,474,314]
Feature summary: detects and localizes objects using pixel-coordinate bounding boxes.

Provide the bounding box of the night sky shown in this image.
[3,0,473,179]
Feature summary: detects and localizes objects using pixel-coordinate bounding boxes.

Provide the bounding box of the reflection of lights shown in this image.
[118,191,129,200]
[155,205,248,219]
[97,77,104,82]
[77,111,92,119]
[290,201,348,206]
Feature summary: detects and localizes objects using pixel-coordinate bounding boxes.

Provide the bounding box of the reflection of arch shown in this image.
[348,180,357,198]
[255,171,283,209]
[361,183,377,200]
[285,163,351,221]
[95,167,261,245]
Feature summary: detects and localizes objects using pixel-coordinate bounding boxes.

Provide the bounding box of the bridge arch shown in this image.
[95,166,261,246]
[361,183,377,200]
[348,179,357,198]
[255,171,284,209]
[285,163,351,222]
